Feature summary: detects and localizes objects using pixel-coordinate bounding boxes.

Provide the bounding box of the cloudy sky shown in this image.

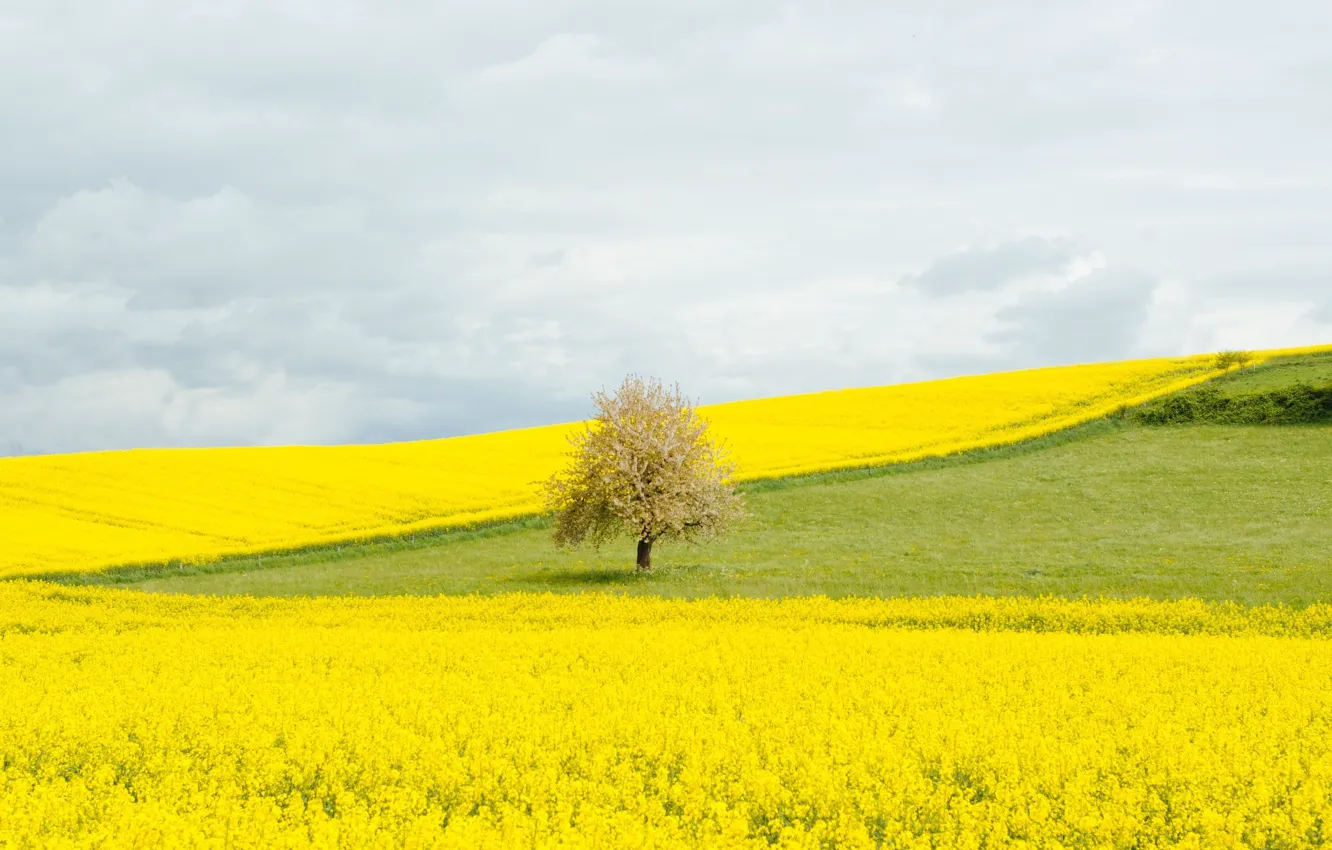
[3,1,1330,455]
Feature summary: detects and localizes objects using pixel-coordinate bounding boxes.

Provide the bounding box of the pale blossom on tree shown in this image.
[543,376,745,571]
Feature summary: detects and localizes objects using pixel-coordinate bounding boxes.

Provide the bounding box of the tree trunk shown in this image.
[636,539,653,571]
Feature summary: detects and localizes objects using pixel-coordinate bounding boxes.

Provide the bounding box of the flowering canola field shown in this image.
[4,585,1332,849]
[2,345,1327,578]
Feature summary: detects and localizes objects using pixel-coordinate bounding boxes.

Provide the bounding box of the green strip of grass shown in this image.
[38,515,556,587]
[85,423,1332,606]
[41,416,1133,587]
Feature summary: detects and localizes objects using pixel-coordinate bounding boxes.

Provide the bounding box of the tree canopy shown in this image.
[543,376,745,570]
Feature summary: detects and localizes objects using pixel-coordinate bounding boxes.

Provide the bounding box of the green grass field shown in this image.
[63,352,1331,605]
[1205,353,1332,395]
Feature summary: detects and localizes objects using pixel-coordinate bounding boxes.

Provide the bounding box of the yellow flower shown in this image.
[3,585,1332,847]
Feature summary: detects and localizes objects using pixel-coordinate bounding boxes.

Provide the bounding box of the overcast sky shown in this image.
[3,1,1330,455]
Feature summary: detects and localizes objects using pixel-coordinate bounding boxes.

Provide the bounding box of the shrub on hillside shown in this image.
[1133,383,1332,425]
[1213,349,1256,371]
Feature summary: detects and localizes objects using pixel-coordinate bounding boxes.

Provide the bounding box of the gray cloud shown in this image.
[990,268,1158,366]
[902,238,1085,295]
[25,181,394,310]
[2,1,1331,454]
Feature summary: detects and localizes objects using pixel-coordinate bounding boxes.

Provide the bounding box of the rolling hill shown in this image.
[3,351,1270,579]
[53,347,1332,604]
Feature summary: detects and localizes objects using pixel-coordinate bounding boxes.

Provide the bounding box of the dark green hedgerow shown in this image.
[1133,383,1332,426]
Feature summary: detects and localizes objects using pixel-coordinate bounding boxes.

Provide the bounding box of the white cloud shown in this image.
[476,33,661,86]
[25,180,385,308]
[868,76,940,115]
[0,370,373,454]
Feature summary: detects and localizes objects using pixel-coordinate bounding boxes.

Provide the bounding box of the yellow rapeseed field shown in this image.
[1,345,1326,578]
[4,585,1332,849]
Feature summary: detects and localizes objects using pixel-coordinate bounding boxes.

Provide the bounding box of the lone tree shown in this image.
[543,376,745,571]
[1213,349,1255,371]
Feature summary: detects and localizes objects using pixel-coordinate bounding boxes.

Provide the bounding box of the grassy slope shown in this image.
[64,352,1332,604]
[101,423,1330,604]
[1203,353,1332,396]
